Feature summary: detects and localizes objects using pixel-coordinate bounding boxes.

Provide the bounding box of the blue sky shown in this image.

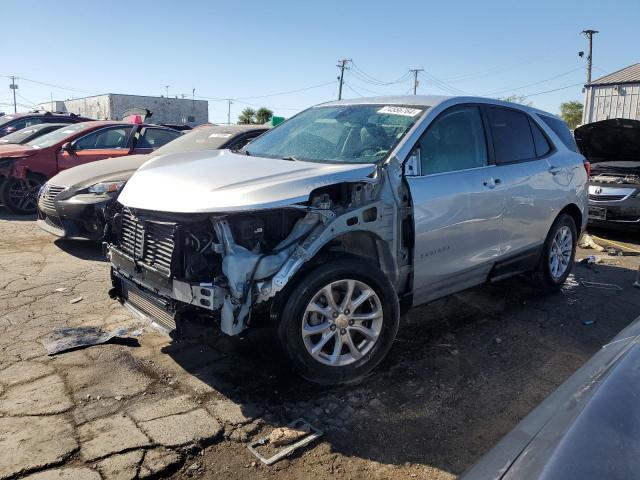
[2,0,638,122]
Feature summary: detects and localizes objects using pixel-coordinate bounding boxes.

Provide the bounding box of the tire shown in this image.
[532,213,577,291]
[276,256,400,385]
[1,175,45,215]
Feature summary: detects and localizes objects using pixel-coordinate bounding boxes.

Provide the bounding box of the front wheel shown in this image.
[532,213,577,290]
[276,256,400,384]
[1,175,45,215]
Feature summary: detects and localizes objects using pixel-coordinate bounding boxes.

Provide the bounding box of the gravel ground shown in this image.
[1,207,639,479]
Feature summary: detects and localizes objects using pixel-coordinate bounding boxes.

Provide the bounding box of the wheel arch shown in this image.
[558,203,583,236]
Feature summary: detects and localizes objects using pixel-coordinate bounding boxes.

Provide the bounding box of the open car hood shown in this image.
[575,118,640,165]
[117,149,377,213]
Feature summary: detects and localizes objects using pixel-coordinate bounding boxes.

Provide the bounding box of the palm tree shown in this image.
[255,107,274,124]
[238,108,256,124]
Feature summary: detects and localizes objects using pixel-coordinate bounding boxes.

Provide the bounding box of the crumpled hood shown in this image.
[48,154,152,189]
[0,144,38,159]
[575,118,640,163]
[118,149,377,213]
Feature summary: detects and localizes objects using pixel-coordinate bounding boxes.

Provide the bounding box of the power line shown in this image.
[481,67,584,96]
[418,71,471,95]
[343,82,364,98]
[17,76,103,95]
[521,82,584,98]
[350,62,412,85]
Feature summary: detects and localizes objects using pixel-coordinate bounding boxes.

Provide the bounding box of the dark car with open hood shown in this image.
[576,118,640,230]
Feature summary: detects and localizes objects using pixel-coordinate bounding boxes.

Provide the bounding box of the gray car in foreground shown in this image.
[106,95,588,384]
[461,315,640,480]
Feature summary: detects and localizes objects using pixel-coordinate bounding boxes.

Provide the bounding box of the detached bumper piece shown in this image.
[37,211,66,237]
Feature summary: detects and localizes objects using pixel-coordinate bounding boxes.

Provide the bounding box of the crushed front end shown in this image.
[106,202,328,335]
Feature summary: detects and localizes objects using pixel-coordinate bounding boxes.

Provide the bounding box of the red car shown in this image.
[0,121,181,214]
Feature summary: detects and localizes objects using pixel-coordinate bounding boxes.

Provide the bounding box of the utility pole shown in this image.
[336,58,351,100]
[581,29,598,84]
[192,88,195,109]
[227,99,233,124]
[164,85,170,97]
[9,76,18,113]
[409,68,424,95]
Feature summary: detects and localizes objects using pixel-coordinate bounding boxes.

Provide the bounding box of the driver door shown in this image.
[57,125,134,171]
[405,105,505,304]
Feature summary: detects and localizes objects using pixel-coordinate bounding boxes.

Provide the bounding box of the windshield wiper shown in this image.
[231,149,251,155]
[280,156,298,162]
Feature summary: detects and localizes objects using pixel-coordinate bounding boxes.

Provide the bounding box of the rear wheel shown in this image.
[532,213,577,290]
[1,175,45,215]
[276,256,400,384]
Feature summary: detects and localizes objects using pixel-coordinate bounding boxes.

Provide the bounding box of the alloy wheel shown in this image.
[301,279,383,367]
[7,178,42,212]
[549,225,573,279]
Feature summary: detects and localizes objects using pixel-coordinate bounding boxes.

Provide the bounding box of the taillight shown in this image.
[583,160,591,177]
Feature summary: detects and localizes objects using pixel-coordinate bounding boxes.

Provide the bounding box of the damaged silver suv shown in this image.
[106,96,588,384]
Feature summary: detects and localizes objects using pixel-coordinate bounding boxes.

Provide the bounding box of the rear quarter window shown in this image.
[539,114,578,152]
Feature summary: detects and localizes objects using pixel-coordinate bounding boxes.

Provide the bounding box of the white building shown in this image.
[38,93,208,126]
[583,63,640,124]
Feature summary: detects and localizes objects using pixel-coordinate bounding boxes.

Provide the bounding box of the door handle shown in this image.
[548,166,561,175]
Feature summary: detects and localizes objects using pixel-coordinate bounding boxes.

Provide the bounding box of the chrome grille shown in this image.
[119,208,176,275]
[38,184,66,211]
[589,194,626,202]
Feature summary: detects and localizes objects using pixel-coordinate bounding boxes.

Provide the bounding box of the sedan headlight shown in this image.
[87,181,126,195]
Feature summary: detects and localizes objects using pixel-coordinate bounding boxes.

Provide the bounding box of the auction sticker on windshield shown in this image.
[377,106,423,117]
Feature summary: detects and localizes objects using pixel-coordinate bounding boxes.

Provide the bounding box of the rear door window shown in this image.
[486,107,536,163]
[539,114,579,152]
[135,128,181,149]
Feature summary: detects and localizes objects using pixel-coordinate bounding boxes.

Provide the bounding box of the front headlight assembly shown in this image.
[88,181,126,195]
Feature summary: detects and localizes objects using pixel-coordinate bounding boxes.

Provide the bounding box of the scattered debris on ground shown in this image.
[580,280,623,291]
[70,296,83,304]
[41,325,143,355]
[579,234,605,252]
[248,419,322,465]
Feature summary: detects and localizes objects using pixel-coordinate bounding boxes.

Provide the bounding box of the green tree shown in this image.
[255,107,274,125]
[560,101,583,129]
[499,94,532,106]
[238,107,256,124]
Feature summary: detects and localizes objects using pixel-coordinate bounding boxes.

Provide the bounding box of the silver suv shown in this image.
[106,96,588,384]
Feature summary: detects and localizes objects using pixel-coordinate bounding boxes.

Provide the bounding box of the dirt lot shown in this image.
[1,208,639,480]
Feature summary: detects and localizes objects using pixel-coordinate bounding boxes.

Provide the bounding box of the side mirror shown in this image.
[403,148,421,176]
[61,142,75,153]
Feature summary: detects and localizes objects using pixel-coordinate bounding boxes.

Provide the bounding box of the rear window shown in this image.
[540,115,578,152]
[486,107,536,163]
